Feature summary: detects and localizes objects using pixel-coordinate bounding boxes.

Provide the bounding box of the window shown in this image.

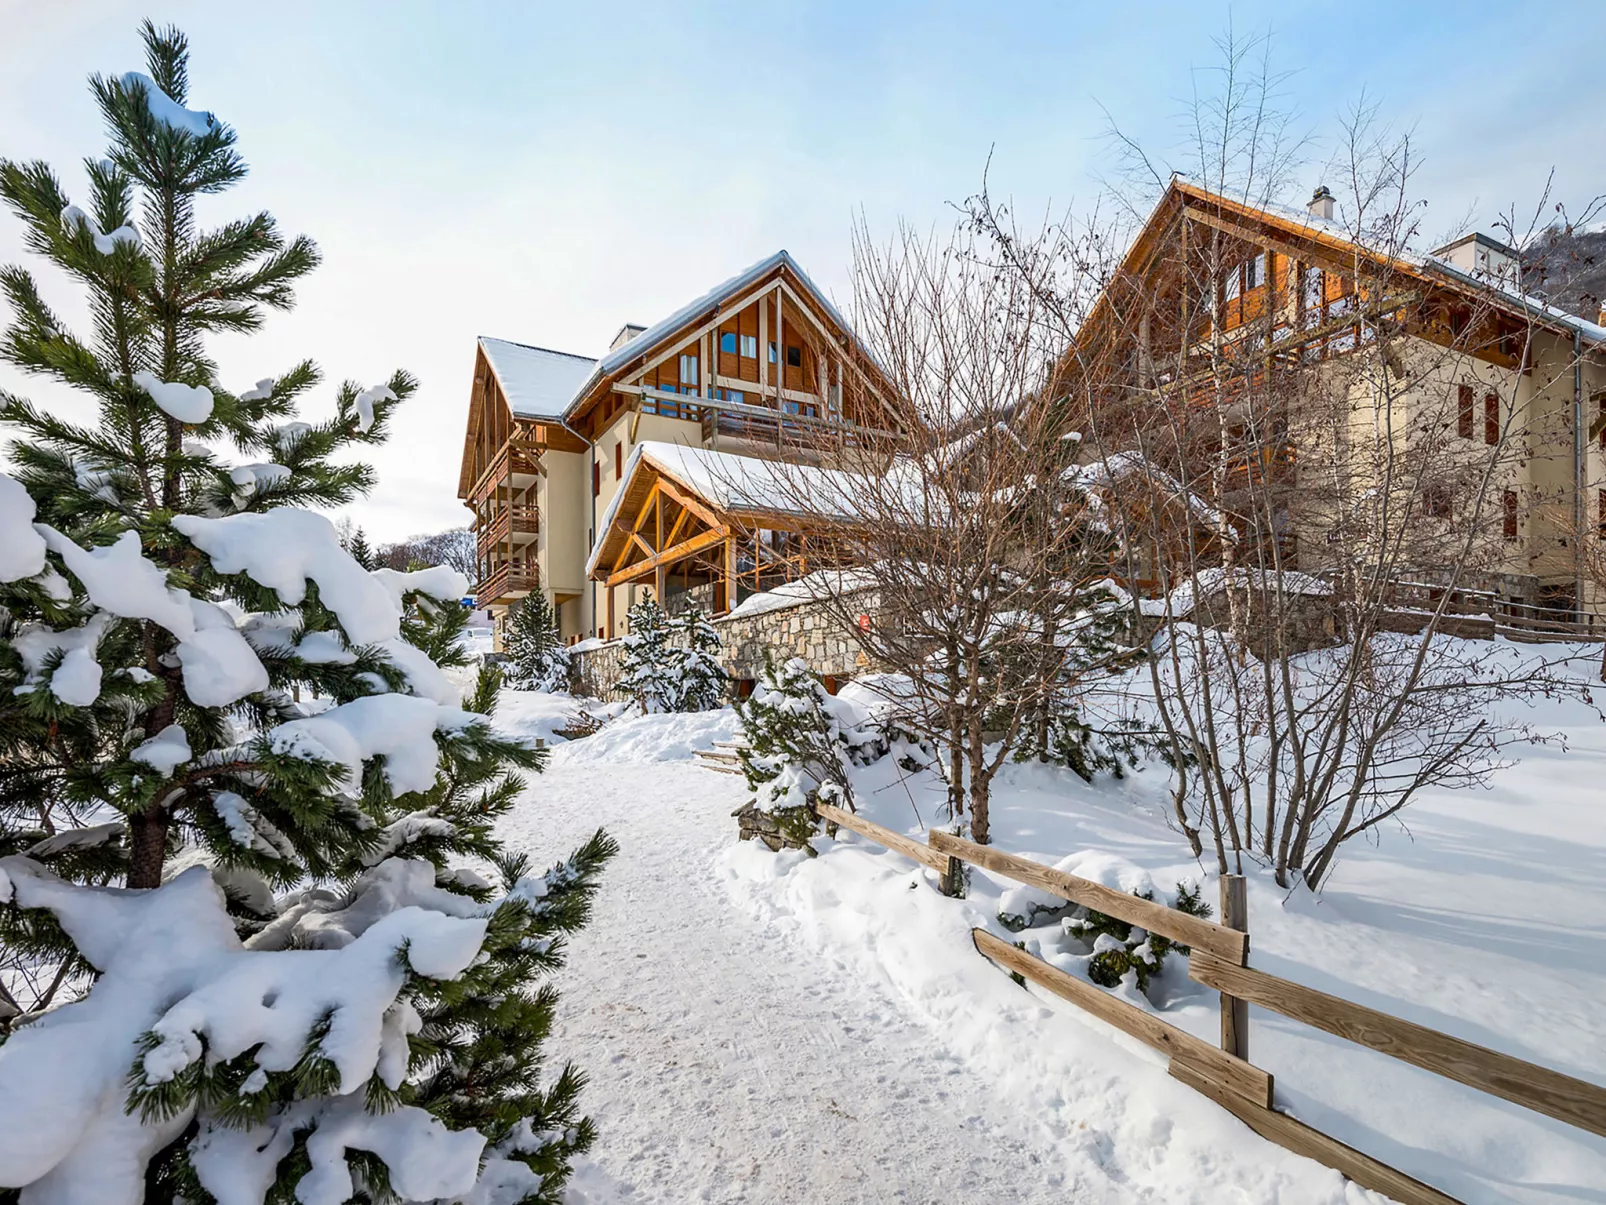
[614,441,622,479]
[592,460,600,498]
[1503,489,1518,540]
[719,331,737,354]
[1244,252,1266,291]
[740,333,757,359]
[1300,265,1323,327]
[1597,392,1606,451]
[1457,384,1474,439]
[785,345,801,368]
[1423,484,1452,519]
[1484,393,1499,446]
[679,354,698,387]
[768,341,777,364]
[1599,489,1606,540]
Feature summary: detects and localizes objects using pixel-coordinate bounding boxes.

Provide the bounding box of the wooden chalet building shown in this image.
[1061,178,1606,616]
[459,251,900,643]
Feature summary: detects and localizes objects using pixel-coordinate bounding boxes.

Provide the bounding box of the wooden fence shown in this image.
[813,801,1606,1205]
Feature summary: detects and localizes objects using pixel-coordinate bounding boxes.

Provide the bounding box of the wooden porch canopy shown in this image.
[589,444,854,623]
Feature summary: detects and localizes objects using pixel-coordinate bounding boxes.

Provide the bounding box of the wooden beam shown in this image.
[622,274,787,393]
[605,525,731,587]
[815,800,950,874]
[929,831,1249,965]
[1188,951,1606,1138]
[1168,1059,1464,1205]
[972,929,1272,1108]
[653,474,726,531]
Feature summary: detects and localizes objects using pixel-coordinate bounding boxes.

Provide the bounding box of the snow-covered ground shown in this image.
[495,690,1606,1204]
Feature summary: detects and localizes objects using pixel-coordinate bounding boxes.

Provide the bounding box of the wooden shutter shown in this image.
[1457,384,1474,439]
[1484,393,1499,446]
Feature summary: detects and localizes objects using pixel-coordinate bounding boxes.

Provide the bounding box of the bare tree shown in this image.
[741,219,1136,844]
[379,526,476,582]
[971,40,1596,888]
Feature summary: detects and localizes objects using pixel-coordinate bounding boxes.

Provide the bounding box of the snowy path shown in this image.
[499,750,1110,1204]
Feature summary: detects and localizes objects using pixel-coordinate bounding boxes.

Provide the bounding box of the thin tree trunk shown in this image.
[127,807,169,889]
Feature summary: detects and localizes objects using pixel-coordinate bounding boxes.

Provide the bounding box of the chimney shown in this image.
[1308,186,1335,222]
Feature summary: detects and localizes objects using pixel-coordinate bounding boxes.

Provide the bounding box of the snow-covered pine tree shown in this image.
[1011,580,1153,777]
[669,604,727,711]
[0,23,612,1203]
[503,592,570,693]
[617,595,674,712]
[734,658,885,848]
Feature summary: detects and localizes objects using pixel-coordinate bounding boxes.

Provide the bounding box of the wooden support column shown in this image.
[606,582,615,639]
[759,294,768,397]
[1219,874,1250,1061]
[722,534,735,614]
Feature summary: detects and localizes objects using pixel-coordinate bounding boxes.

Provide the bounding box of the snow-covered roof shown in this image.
[597,251,849,376]
[584,441,878,579]
[478,337,596,421]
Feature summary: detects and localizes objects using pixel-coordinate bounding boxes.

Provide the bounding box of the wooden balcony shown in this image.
[466,438,544,507]
[477,502,540,551]
[476,561,540,607]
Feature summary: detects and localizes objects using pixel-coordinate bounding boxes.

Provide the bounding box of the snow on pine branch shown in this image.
[59,204,140,256]
[354,384,396,434]
[118,71,218,138]
[35,526,269,707]
[0,473,48,581]
[0,857,489,1205]
[267,694,483,797]
[172,508,459,702]
[133,370,214,424]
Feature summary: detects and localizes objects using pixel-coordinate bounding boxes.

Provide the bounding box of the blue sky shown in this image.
[2,0,1602,540]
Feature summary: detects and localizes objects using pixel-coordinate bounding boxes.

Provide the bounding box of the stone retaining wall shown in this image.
[569,590,878,701]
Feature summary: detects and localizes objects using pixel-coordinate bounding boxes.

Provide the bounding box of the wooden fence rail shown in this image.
[1189,951,1606,1139]
[928,830,1248,965]
[799,801,1606,1205]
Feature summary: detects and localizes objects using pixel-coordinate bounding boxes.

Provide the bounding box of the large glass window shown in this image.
[719,331,737,354]
[740,333,757,359]
[679,354,698,387]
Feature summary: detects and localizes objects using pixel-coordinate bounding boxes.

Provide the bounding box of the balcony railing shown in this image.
[466,438,544,507]
[477,502,540,552]
[476,562,540,607]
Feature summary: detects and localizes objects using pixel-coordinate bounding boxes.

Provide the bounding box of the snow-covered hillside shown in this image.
[494,678,1606,1204]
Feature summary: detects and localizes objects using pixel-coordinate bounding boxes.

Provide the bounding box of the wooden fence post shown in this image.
[1219,874,1249,1061]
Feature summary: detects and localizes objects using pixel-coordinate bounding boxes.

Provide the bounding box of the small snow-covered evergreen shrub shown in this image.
[1035,713,1163,783]
[0,24,614,1203]
[503,591,570,693]
[1071,879,1211,993]
[618,597,728,712]
[671,604,727,711]
[735,658,884,850]
[618,597,675,712]
[995,851,1210,999]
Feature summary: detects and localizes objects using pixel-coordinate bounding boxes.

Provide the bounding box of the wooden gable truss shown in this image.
[591,457,842,635]
[570,260,904,458]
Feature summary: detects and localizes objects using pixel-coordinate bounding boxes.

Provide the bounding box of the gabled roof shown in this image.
[477,336,596,421]
[1079,179,1606,357]
[584,440,874,580]
[564,250,889,427]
